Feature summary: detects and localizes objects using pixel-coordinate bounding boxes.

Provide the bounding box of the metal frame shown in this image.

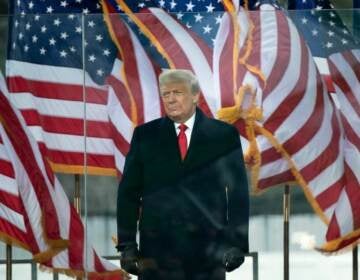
[0,252,259,280]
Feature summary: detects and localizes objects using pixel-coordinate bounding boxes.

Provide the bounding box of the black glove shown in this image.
[120,243,140,275]
[222,247,244,272]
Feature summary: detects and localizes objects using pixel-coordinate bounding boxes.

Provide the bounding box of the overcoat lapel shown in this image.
[159,116,182,169]
[183,109,213,170]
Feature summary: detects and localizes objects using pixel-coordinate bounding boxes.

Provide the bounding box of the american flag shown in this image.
[288,0,360,251]
[0,73,125,278]
[7,0,120,176]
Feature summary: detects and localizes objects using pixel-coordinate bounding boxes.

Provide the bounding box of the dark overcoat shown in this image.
[117,108,249,279]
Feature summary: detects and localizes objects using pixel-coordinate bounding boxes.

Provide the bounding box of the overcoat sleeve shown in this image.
[223,127,249,254]
[116,127,143,248]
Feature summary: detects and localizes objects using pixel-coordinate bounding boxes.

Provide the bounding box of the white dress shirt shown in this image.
[174,111,196,148]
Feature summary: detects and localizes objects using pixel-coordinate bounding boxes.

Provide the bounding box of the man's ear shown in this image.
[193,92,200,104]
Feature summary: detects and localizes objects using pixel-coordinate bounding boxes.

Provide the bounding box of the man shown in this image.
[117,69,249,280]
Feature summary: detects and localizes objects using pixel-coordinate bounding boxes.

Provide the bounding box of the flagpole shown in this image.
[354,245,358,280]
[74,174,81,280]
[6,244,12,280]
[74,174,81,213]
[283,184,290,280]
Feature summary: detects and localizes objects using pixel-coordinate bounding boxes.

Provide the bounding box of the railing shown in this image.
[0,252,259,280]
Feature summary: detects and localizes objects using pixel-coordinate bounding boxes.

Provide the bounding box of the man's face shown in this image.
[160,82,199,123]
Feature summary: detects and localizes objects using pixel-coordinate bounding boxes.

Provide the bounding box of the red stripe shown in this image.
[0,92,62,240]
[341,114,360,151]
[68,207,84,270]
[328,58,360,118]
[138,9,213,117]
[300,112,340,182]
[263,34,309,133]
[326,215,341,241]
[261,71,324,165]
[109,16,144,124]
[322,74,335,93]
[315,175,344,211]
[233,119,246,138]
[7,76,108,105]
[0,159,15,178]
[343,50,360,87]
[106,74,133,123]
[21,110,112,138]
[0,199,40,254]
[0,190,24,214]
[141,8,212,67]
[261,12,291,100]
[0,217,28,245]
[110,122,130,156]
[337,234,360,251]
[344,163,360,229]
[37,144,116,169]
[94,251,106,273]
[258,169,294,190]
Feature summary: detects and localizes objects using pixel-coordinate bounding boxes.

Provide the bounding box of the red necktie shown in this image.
[178,123,188,160]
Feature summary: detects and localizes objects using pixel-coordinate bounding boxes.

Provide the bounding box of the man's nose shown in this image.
[167,92,177,102]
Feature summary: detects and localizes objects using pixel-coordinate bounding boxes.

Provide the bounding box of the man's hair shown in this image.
[159,69,200,94]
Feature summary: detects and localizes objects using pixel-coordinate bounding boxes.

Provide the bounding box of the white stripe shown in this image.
[107,87,134,143]
[150,8,216,116]
[237,8,250,51]
[28,126,114,154]
[335,87,360,136]
[129,25,161,122]
[213,13,230,111]
[344,141,360,184]
[6,60,106,90]
[52,177,71,239]
[262,17,302,119]
[0,202,26,232]
[114,148,126,173]
[0,73,9,98]
[0,174,19,196]
[52,249,70,268]
[324,204,336,220]
[84,244,95,272]
[309,148,344,197]
[110,59,124,81]
[314,57,330,75]
[10,93,109,122]
[334,192,354,235]
[0,144,9,161]
[0,124,47,251]
[270,55,318,145]
[351,49,360,64]
[260,7,278,79]
[260,91,334,177]
[330,53,360,105]
[98,255,120,270]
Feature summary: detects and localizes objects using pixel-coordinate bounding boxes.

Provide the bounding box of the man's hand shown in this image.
[222,247,244,272]
[120,244,140,275]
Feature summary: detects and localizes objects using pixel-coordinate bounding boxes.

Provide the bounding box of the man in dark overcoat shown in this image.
[116,69,249,280]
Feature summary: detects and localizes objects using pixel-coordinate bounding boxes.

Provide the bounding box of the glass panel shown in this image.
[0,5,359,280]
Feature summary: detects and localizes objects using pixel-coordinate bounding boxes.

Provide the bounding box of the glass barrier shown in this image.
[0,5,359,280]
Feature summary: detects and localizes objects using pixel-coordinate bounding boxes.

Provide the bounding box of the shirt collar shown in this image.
[174,110,196,131]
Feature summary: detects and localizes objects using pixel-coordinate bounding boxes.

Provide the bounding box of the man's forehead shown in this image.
[160,81,190,90]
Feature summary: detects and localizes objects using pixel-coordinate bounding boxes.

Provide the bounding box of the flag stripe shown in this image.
[7,76,108,105]
[21,110,112,138]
